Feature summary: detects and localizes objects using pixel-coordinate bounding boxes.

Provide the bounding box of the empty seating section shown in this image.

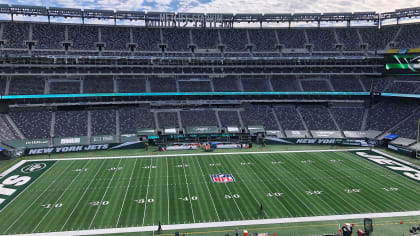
[0,115,18,142]
[136,108,155,129]
[301,80,331,91]
[68,25,98,50]
[330,108,364,131]
[248,29,277,52]
[10,110,52,139]
[117,79,146,93]
[91,109,116,135]
[274,106,305,130]
[49,81,81,94]
[366,102,417,131]
[9,77,44,95]
[191,29,219,49]
[179,80,212,92]
[0,22,417,54]
[306,29,336,51]
[101,27,130,50]
[157,112,179,128]
[300,106,336,130]
[220,29,247,51]
[132,28,161,51]
[396,24,420,48]
[331,77,364,92]
[3,23,27,48]
[386,81,420,94]
[359,27,397,50]
[336,28,361,51]
[218,111,240,127]
[213,77,240,92]
[55,110,88,137]
[119,107,137,134]
[361,78,391,92]
[180,110,218,126]
[242,78,269,91]
[0,78,6,94]
[271,77,300,91]
[277,29,306,48]
[391,110,420,139]
[33,24,65,49]
[163,29,190,51]
[150,78,177,92]
[84,77,114,93]
[241,105,278,130]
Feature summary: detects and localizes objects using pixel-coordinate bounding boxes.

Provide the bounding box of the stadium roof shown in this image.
[0,4,417,26]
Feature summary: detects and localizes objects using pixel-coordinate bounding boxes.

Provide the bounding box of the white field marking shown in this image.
[211,155,245,219]
[10,210,420,236]
[0,160,56,215]
[88,158,123,229]
[60,160,107,231]
[195,156,221,221]
[116,158,138,227]
[0,159,27,179]
[166,156,170,224]
[372,149,420,170]
[27,148,370,162]
[181,156,196,223]
[3,161,64,233]
[31,160,92,233]
[241,156,292,217]
[141,158,153,226]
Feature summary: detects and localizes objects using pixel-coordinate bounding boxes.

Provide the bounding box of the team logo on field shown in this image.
[21,163,47,173]
[210,174,235,183]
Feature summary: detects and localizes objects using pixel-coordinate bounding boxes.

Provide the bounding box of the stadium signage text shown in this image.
[295,139,339,144]
[27,144,109,155]
[0,161,55,210]
[355,151,420,182]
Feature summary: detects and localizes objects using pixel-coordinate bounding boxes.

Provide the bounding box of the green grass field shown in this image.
[1,148,420,235]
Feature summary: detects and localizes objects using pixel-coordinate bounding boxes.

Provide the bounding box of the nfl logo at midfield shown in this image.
[210,174,235,183]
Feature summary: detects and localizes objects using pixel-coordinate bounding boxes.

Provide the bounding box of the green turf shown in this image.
[1,149,420,235]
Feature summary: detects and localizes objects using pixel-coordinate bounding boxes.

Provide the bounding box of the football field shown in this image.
[1,149,420,235]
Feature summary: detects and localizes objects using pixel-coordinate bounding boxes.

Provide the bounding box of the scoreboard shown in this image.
[385,49,420,75]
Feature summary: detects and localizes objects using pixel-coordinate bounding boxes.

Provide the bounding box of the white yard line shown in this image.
[9,210,420,236]
[27,148,369,162]
[88,159,123,229]
[166,156,170,225]
[211,156,245,219]
[115,158,138,227]
[372,149,420,170]
[60,160,107,231]
[195,157,221,221]
[181,156,196,223]
[31,160,92,233]
[141,158,153,226]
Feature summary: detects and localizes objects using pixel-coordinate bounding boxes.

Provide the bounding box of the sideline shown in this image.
[28,148,370,162]
[8,210,420,236]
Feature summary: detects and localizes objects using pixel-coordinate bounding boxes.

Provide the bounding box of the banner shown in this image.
[265,137,377,146]
[25,141,145,156]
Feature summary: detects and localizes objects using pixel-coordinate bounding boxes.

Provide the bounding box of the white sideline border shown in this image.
[7,210,420,236]
[27,148,370,162]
